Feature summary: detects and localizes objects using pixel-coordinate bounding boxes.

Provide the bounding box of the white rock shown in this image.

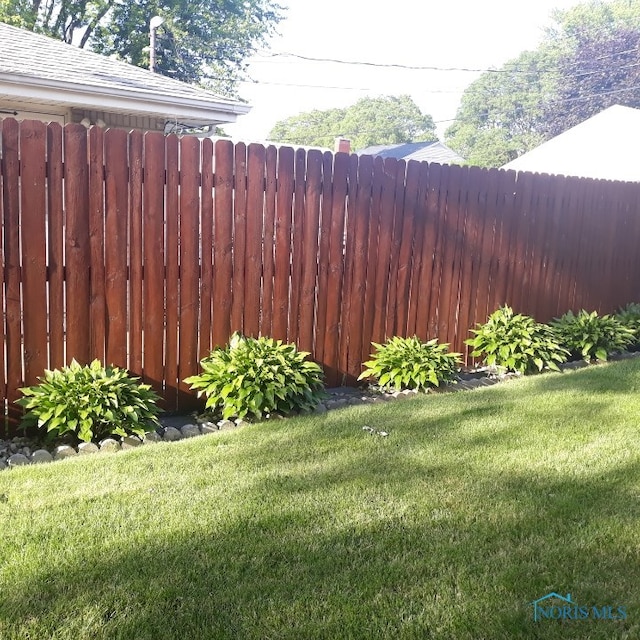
[235,420,249,428]
[99,438,121,452]
[77,442,100,455]
[217,420,235,430]
[31,449,54,464]
[54,445,77,460]
[162,426,182,442]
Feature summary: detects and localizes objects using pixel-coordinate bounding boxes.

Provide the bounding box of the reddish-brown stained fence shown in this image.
[2,118,640,434]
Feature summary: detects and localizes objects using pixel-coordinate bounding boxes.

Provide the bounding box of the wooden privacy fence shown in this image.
[2,118,640,429]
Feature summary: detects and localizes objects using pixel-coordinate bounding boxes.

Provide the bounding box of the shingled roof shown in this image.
[357,141,464,165]
[0,22,250,127]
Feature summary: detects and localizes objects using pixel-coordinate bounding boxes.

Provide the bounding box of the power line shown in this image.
[253,46,640,76]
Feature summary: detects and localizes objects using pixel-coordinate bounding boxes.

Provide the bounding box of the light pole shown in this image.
[149,16,164,73]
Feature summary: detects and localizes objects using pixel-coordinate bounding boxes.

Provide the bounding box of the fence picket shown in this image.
[20,120,48,386]
[47,124,65,370]
[128,130,143,373]
[177,136,201,410]
[142,132,166,396]
[64,124,91,365]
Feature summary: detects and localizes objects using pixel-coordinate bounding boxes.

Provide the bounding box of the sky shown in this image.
[224,0,584,143]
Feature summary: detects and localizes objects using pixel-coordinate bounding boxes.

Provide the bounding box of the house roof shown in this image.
[357,141,465,165]
[503,105,640,182]
[0,22,250,127]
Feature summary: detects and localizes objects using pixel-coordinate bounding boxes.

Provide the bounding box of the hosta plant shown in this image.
[466,305,568,374]
[616,303,640,348]
[358,336,462,391]
[185,333,325,421]
[17,359,161,443]
[551,309,634,362]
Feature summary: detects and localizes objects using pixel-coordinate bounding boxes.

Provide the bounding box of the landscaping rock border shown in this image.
[2,351,638,470]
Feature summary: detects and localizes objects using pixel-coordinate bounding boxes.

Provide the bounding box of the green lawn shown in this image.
[1,359,639,639]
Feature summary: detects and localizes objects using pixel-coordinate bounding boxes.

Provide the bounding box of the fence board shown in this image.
[272,146,294,342]
[177,136,201,408]
[20,120,48,386]
[487,170,517,315]
[260,146,278,338]
[321,151,348,386]
[164,135,180,407]
[406,163,430,337]
[524,173,552,319]
[299,150,323,353]
[289,148,307,345]
[395,160,420,337]
[128,130,143,373]
[2,119,21,423]
[538,175,567,321]
[345,153,373,381]
[200,138,214,358]
[64,124,91,364]
[313,151,334,366]
[361,156,383,357]
[371,157,399,343]
[103,129,128,368]
[142,132,166,396]
[338,154,360,384]
[244,143,265,337]
[48,124,65,370]
[212,140,234,347]
[231,142,247,334]
[456,166,483,358]
[415,163,442,340]
[384,160,408,339]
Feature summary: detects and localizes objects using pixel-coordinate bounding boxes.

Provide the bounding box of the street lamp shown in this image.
[149,16,164,73]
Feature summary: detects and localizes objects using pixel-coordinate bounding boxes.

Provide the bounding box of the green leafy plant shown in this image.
[551,309,634,362]
[616,302,640,348]
[17,359,161,443]
[185,333,325,421]
[466,305,568,374]
[358,336,462,391]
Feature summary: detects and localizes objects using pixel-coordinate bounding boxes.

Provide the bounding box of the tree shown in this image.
[445,50,553,167]
[542,24,640,137]
[0,0,283,92]
[446,0,640,167]
[268,95,437,151]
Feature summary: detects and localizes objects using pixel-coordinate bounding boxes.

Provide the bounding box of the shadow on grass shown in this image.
[2,452,639,640]
[2,359,640,639]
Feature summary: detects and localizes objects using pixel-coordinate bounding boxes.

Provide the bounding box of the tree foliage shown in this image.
[0,0,283,91]
[445,50,552,167]
[268,95,437,151]
[446,0,640,167]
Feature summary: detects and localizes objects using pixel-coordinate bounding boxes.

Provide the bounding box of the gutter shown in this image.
[0,71,251,123]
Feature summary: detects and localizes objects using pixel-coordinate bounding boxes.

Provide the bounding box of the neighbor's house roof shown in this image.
[503,105,640,182]
[357,141,465,165]
[0,22,250,128]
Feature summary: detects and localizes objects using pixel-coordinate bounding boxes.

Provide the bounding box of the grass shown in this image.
[1,359,640,639]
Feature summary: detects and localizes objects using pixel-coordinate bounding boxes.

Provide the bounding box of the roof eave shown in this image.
[0,72,251,125]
